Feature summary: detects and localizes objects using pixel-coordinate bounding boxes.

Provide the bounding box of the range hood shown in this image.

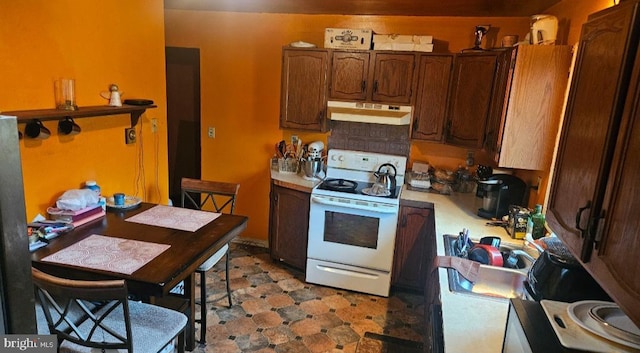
[327,101,412,125]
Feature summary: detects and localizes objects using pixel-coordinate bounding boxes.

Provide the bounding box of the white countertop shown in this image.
[402,186,524,353]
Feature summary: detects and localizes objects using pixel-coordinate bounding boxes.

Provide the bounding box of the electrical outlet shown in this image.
[151,118,158,133]
[208,127,215,138]
[125,127,136,144]
[291,135,299,145]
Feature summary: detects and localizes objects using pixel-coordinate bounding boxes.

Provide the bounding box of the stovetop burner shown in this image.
[320,178,358,193]
[317,178,401,199]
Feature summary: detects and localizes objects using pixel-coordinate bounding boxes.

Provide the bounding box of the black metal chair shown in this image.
[180,177,240,344]
[32,267,187,353]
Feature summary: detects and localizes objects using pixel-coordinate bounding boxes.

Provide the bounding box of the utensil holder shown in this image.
[278,158,299,174]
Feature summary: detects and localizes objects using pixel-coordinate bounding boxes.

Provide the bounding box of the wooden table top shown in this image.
[31,202,248,298]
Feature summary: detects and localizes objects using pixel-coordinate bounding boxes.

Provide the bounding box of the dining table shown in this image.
[31,202,248,351]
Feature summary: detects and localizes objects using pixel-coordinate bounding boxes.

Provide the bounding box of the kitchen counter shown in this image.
[402,186,524,353]
[270,169,322,192]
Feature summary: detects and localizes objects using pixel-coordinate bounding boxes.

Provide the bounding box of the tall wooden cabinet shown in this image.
[546,0,640,327]
[268,183,310,270]
[329,51,416,104]
[411,54,454,141]
[489,45,573,170]
[444,51,510,148]
[280,48,329,131]
[392,201,436,291]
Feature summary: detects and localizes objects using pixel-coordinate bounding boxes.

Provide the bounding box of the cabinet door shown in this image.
[496,46,572,170]
[546,3,639,261]
[412,55,453,141]
[330,51,370,101]
[269,184,310,270]
[594,50,640,326]
[370,52,416,104]
[392,204,435,291]
[280,49,328,131]
[444,53,499,148]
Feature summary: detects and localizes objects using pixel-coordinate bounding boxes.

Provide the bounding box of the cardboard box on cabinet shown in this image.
[373,34,434,52]
[324,28,373,50]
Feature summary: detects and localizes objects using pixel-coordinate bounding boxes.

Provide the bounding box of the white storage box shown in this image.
[373,34,434,52]
[373,34,433,44]
[324,28,372,50]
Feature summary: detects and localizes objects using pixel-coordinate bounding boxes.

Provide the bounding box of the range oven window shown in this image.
[323,211,379,249]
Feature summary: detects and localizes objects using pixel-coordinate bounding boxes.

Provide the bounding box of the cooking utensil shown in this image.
[479,236,501,248]
[373,163,397,196]
[567,300,640,350]
[589,304,640,345]
[468,244,503,266]
[277,140,287,158]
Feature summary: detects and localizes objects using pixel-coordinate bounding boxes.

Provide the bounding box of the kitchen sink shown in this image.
[443,234,533,299]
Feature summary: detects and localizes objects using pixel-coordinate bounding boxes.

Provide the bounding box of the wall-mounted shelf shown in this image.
[1,104,157,127]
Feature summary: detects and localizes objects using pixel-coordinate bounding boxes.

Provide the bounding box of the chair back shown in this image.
[180,178,240,214]
[32,267,134,352]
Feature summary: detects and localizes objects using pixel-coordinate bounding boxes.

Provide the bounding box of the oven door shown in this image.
[307,194,399,271]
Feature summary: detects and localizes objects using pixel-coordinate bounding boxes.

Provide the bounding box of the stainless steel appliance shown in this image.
[477,174,526,219]
[306,149,406,297]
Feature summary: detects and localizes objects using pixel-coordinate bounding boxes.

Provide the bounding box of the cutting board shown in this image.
[540,300,638,353]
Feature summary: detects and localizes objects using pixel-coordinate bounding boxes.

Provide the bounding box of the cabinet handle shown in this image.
[575,201,591,236]
[591,209,606,250]
[361,80,366,92]
[373,81,379,93]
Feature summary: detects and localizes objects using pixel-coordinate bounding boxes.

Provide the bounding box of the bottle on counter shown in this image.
[529,204,546,239]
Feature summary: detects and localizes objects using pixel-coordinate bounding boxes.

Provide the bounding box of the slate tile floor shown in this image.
[191,243,425,353]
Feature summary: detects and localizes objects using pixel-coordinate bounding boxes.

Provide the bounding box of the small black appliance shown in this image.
[477,174,526,219]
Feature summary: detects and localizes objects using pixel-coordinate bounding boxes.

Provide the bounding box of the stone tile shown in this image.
[299,299,330,315]
[335,305,369,323]
[321,295,352,310]
[275,339,311,353]
[277,277,306,292]
[253,282,284,296]
[241,297,273,315]
[348,319,383,338]
[234,332,270,352]
[202,337,240,353]
[288,288,318,303]
[311,312,344,330]
[252,310,284,328]
[291,317,323,337]
[262,326,297,345]
[326,325,360,346]
[247,272,275,286]
[302,332,336,353]
[266,293,295,308]
[224,316,257,336]
[277,305,307,323]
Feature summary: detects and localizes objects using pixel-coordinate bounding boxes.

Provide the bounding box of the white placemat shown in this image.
[125,205,220,232]
[41,234,170,275]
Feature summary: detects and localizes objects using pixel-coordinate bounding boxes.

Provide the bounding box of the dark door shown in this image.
[165,47,201,205]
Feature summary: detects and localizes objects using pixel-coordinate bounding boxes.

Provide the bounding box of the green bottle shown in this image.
[531,204,546,239]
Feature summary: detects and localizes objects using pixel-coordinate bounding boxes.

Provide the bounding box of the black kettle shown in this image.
[373,163,397,196]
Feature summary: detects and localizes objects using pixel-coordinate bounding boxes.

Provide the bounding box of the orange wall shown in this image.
[164,11,532,240]
[0,1,168,220]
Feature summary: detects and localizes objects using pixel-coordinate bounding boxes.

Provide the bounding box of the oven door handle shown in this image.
[311,195,398,214]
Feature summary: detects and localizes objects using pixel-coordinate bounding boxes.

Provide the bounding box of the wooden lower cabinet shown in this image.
[268,183,310,270]
[392,201,436,292]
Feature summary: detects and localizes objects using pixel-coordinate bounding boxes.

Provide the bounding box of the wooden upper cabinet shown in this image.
[444,52,504,148]
[330,51,370,101]
[412,54,454,141]
[547,0,640,327]
[492,45,572,171]
[371,52,416,104]
[329,50,416,104]
[280,48,329,131]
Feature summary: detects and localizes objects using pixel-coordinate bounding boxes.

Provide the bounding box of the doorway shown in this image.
[165,47,201,205]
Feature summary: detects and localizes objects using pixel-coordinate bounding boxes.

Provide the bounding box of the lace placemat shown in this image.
[41,234,170,275]
[125,205,220,232]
